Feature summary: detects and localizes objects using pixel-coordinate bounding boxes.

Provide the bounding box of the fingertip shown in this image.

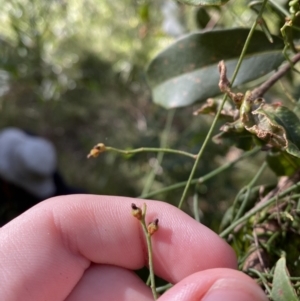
[201,277,268,301]
[158,269,268,301]
[147,202,237,281]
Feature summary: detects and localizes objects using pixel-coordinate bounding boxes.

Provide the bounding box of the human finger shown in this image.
[65,264,153,301]
[158,268,268,301]
[0,195,236,301]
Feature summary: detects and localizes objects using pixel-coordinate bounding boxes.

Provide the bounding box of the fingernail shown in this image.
[202,278,268,301]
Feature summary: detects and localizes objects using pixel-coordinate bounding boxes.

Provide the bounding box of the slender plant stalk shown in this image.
[279,79,297,103]
[233,162,267,221]
[177,96,227,208]
[193,189,200,222]
[289,277,300,281]
[268,0,289,17]
[289,193,300,200]
[177,0,269,209]
[156,283,173,293]
[219,181,300,238]
[140,204,158,300]
[247,272,300,282]
[105,146,196,159]
[251,52,300,99]
[248,268,272,295]
[141,109,175,196]
[140,147,260,199]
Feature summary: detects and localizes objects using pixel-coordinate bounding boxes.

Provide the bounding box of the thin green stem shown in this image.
[219,181,300,238]
[146,275,151,286]
[193,190,200,222]
[268,0,290,17]
[232,187,247,210]
[156,283,173,293]
[197,147,258,182]
[140,204,158,300]
[248,268,272,295]
[141,109,175,196]
[279,79,297,104]
[105,146,196,160]
[139,147,260,199]
[141,178,198,199]
[265,232,280,252]
[177,0,268,209]
[247,272,300,282]
[233,162,267,221]
[177,96,227,209]
[146,232,157,300]
[251,52,300,98]
[230,1,269,85]
[289,193,300,200]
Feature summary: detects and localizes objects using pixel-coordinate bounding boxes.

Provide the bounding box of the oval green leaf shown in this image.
[271,257,298,301]
[146,29,284,109]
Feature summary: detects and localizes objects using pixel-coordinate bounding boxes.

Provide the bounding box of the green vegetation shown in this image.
[1,0,300,299]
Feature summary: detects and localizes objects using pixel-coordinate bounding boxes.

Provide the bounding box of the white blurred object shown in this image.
[0,128,57,198]
[161,0,185,37]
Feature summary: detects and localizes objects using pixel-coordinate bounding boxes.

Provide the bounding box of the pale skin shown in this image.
[0,195,268,301]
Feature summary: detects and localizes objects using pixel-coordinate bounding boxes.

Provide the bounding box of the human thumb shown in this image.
[158,268,268,301]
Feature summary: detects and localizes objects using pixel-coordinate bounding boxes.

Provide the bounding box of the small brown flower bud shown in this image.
[87,143,106,158]
[131,203,142,220]
[147,218,159,236]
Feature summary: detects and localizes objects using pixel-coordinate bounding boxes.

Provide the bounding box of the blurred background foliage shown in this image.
[0,0,298,229]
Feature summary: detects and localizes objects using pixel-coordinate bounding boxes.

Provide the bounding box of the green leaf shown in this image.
[271,257,298,301]
[267,151,300,176]
[178,0,229,5]
[251,104,300,158]
[213,125,255,150]
[146,29,284,109]
[272,106,300,149]
[214,94,300,163]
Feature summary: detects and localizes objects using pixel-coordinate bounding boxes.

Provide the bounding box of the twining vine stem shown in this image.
[177,0,269,209]
[140,147,260,199]
[141,109,176,196]
[233,162,268,222]
[219,181,300,238]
